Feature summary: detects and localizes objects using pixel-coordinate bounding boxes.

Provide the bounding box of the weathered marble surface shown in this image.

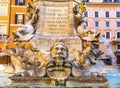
[4,0,108,86]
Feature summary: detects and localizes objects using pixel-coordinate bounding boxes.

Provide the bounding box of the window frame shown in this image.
[0,4,8,16]
[0,24,7,40]
[116,11,120,18]
[118,45,120,49]
[105,11,109,18]
[105,32,110,39]
[15,0,25,5]
[117,32,120,39]
[106,22,110,27]
[95,22,99,27]
[117,22,120,27]
[15,13,25,24]
[95,11,99,18]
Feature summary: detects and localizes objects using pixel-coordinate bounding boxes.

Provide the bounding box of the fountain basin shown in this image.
[104,72,120,88]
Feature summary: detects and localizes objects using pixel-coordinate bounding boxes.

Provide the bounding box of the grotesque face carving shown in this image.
[50,42,68,59]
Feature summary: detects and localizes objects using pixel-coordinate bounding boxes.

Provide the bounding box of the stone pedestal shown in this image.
[32,0,82,51]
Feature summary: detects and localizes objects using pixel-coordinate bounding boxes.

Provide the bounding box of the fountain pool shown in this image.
[104,72,120,88]
[0,72,120,88]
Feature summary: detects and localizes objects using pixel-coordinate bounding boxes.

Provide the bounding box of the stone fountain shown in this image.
[5,0,107,87]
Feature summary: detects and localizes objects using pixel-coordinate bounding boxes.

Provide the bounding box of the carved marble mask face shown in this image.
[50,43,68,59]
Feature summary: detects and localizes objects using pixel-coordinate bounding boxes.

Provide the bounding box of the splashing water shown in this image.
[99,36,114,57]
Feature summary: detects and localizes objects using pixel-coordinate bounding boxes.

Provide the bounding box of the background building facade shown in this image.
[85,0,120,65]
[0,0,10,51]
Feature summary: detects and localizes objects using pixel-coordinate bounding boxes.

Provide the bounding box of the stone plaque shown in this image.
[42,7,70,36]
[33,0,82,51]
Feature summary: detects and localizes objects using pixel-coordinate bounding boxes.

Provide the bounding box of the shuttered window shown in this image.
[15,0,25,5]
[15,14,24,24]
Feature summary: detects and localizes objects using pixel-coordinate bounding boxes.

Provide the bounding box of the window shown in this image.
[0,25,7,40]
[106,22,110,27]
[95,11,98,18]
[116,12,120,18]
[106,32,110,39]
[0,4,8,16]
[95,22,99,27]
[104,0,112,2]
[118,45,120,49]
[15,0,25,5]
[85,0,89,2]
[114,0,120,2]
[82,0,89,2]
[117,32,120,39]
[105,11,109,18]
[117,22,120,27]
[15,14,25,24]
[84,12,88,17]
